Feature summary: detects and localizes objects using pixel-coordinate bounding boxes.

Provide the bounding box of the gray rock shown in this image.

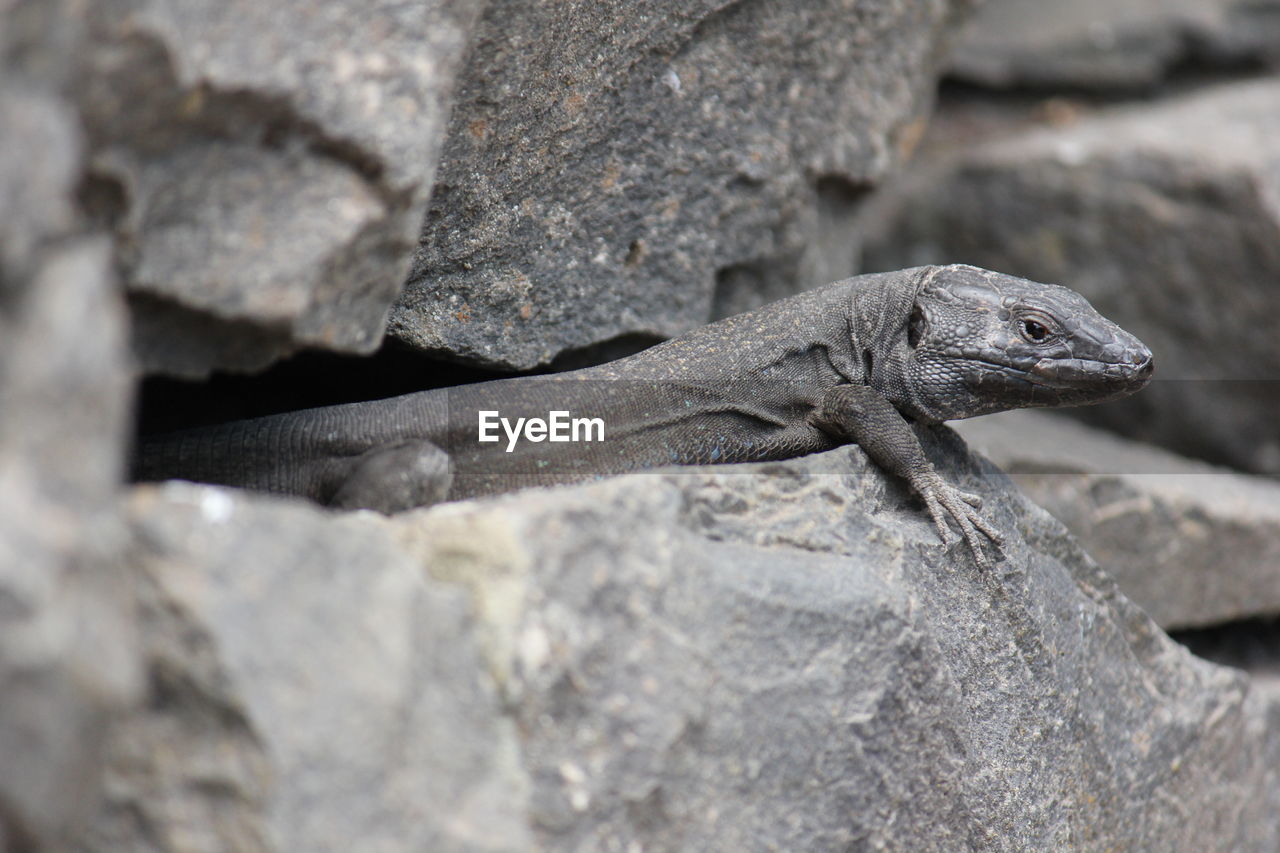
[949,0,1280,89]
[864,78,1280,475]
[0,233,140,853]
[73,0,483,377]
[399,440,1280,850]
[956,410,1280,630]
[94,436,1280,850]
[393,0,970,369]
[0,9,142,844]
[80,484,530,853]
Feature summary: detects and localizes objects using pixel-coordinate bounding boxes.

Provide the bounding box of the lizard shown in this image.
[134,264,1153,568]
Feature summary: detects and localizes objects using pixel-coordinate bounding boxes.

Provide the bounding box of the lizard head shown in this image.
[892,264,1154,422]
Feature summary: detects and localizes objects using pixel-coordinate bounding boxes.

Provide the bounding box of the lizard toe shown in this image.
[960,524,992,570]
[922,479,1005,568]
[922,494,960,546]
[968,509,1005,547]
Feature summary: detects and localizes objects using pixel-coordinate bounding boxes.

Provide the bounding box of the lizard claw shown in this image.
[914,471,1004,569]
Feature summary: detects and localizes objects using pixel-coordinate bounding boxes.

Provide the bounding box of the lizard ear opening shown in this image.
[907,303,926,349]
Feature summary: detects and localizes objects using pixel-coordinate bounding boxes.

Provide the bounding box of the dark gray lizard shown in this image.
[135,264,1153,567]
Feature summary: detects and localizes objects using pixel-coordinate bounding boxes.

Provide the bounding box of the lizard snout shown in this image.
[1132,351,1154,379]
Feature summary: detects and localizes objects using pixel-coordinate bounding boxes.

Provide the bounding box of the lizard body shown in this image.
[135,264,1153,566]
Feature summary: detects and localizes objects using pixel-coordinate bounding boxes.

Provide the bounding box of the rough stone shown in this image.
[73,0,483,377]
[0,5,142,845]
[863,78,1280,475]
[956,410,1280,630]
[387,434,1280,850]
[93,433,1280,850]
[949,0,1280,90]
[393,0,973,369]
[80,484,530,853]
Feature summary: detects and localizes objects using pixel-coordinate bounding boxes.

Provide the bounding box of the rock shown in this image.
[81,484,530,853]
[949,0,1280,90]
[392,0,970,369]
[90,436,1280,850]
[400,441,1280,850]
[0,6,141,845]
[863,78,1280,475]
[73,0,483,377]
[956,410,1280,630]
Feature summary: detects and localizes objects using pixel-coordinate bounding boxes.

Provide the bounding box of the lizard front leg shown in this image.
[813,384,1003,569]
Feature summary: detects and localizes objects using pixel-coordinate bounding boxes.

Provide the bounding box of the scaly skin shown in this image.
[135,264,1154,568]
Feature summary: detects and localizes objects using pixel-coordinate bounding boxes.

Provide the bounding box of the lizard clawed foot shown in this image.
[912,469,1004,569]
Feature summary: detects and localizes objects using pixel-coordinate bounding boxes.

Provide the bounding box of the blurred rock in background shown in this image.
[79,0,483,377]
[949,0,1280,90]
[1,1,141,848]
[957,410,1280,631]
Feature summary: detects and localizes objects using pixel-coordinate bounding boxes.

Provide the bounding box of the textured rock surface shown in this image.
[957,410,1280,630]
[80,485,528,853]
[864,78,1280,474]
[85,439,1280,851]
[74,0,483,376]
[949,0,1280,89]
[393,0,972,369]
[0,4,141,846]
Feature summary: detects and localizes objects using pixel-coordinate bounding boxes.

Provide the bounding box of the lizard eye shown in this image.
[1021,318,1051,342]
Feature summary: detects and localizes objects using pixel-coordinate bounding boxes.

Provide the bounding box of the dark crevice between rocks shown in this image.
[814,173,870,205]
[134,327,673,439]
[134,337,514,436]
[1170,615,1280,682]
[547,332,666,372]
[77,172,129,233]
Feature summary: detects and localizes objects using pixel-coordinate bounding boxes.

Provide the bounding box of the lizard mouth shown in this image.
[972,355,1154,392]
[1028,355,1154,388]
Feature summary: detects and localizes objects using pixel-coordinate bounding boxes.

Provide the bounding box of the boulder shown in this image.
[863,78,1280,475]
[949,0,1280,90]
[81,485,528,853]
[73,0,484,377]
[956,410,1280,630]
[392,0,972,369]
[0,5,141,846]
[83,436,1280,850]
